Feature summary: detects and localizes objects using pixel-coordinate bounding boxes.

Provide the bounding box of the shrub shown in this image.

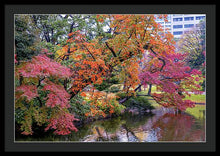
[123,96,154,111]
[94,76,120,91]
[82,92,125,119]
[69,94,92,121]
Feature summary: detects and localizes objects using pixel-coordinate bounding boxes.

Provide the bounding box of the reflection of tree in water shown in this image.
[119,113,154,142]
[94,117,123,141]
[121,112,154,129]
[121,124,140,142]
[151,113,205,141]
[81,113,154,142]
[72,112,205,142]
[99,117,123,133]
[15,110,205,142]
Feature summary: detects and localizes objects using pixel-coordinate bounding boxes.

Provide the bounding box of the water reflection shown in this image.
[16,107,205,142]
[151,113,205,141]
[70,108,205,142]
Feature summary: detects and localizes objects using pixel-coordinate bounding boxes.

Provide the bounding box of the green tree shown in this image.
[176,19,206,91]
[15,15,41,62]
[177,19,206,71]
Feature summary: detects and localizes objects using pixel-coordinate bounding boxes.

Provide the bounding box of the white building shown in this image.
[172,14,206,38]
[155,14,206,38]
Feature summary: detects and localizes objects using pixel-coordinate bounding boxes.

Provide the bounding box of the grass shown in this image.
[144,96,161,108]
[184,94,206,119]
[184,94,206,103]
[137,85,206,103]
[185,105,206,119]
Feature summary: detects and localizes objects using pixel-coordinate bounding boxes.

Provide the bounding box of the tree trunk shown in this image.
[147,84,152,96]
[138,85,142,92]
[19,75,23,86]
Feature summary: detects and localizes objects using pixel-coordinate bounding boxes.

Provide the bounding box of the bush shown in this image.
[94,80,111,91]
[123,96,154,111]
[94,76,119,91]
[69,94,90,120]
[103,98,125,115]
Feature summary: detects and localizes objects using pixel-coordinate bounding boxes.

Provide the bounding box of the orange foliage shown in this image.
[54,14,173,99]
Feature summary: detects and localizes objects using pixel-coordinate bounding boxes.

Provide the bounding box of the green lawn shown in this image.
[145,96,161,108]
[185,105,206,119]
[184,94,206,103]
[184,94,206,119]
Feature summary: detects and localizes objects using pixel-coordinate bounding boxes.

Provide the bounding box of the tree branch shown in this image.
[146,47,166,72]
[81,44,96,61]
[37,77,45,87]
[158,57,166,71]
[119,84,142,104]
[105,42,117,57]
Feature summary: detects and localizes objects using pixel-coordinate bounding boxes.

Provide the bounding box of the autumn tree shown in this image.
[15,52,78,135]
[139,49,203,112]
[56,15,164,98]
[138,31,204,112]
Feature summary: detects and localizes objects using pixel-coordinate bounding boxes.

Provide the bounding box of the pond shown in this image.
[16,107,205,142]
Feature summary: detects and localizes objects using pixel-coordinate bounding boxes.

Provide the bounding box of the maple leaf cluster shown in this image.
[42,81,70,108]
[16,85,38,101]
[45,109,78,135]
[18,54,72,78]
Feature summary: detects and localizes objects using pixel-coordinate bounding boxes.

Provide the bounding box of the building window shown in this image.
[196,16,205,20]
[184,24,194,28]
[184,17,194,21]
[173,18,183,22]
[173,25,183,29]
[173,31,183,35]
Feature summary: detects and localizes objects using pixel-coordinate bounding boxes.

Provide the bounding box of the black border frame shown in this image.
[4,4,216,152]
